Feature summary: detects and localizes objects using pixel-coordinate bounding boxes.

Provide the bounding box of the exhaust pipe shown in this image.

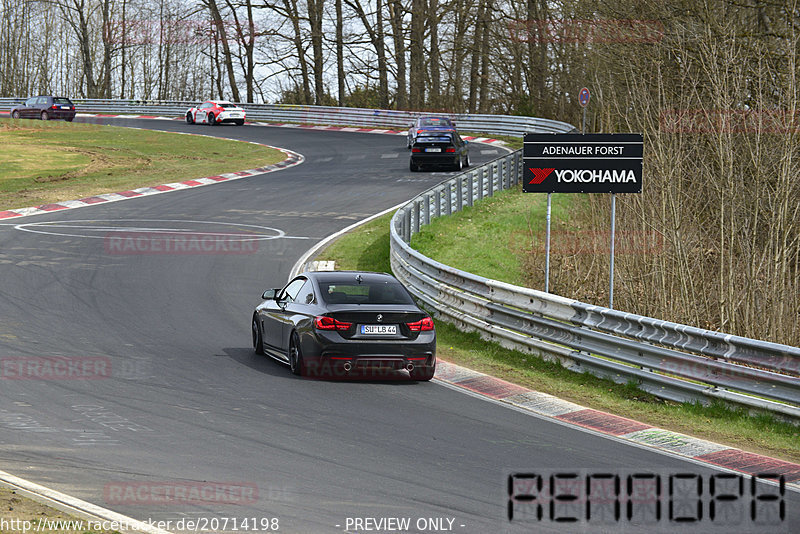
[343,362,352,372]
[406,363,414,372]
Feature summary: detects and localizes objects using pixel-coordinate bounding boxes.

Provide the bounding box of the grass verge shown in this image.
[316,206,800,463]
[0,118,284,210]
[0,486,119,533]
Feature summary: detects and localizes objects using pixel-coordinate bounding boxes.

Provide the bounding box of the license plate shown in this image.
[60,106,70,109]
[425,148,441,153]
[361,325,397,335]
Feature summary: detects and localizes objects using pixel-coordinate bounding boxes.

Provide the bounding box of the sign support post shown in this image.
[545,193,551,293]
[609,193,616,309]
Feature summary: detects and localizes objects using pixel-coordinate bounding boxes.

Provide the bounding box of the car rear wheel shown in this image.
[11,111,19,119]
[465,153,470,167]
[454,155,463,172]
[208,113,216,126]
[65,117,74,122]
[40,110,49,121]
[410,160,421,172]
[410,364,435,381]
[289,332,305,376]
[186,112,194,124]
[252,315,264,355]
[235,119,244,126]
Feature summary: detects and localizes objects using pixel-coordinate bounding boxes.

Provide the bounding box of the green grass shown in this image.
[410,186,574,287]
[0,118,285,210]
[315,200,800,463]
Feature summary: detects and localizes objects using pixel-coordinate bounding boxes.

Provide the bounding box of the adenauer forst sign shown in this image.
[523,133,643,193]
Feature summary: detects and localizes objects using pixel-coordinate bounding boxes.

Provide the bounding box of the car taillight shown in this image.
[445,148,456,153]
[412,148,422,153]
[51,105,58,109]
[407,317,434,331]
[314,316,352,331]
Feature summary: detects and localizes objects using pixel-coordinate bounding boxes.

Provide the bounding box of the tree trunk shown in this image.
[410,0,425,109]
[388,0,407,109]
[203,0,240,101]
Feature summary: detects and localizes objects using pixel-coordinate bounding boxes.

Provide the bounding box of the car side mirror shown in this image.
[262,288,279,300]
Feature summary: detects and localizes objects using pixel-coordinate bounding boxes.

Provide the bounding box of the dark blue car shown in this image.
[11,96,76,121]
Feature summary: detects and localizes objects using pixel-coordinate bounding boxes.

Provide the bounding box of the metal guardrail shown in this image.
[389,148,800,420]
[0,98,575,137]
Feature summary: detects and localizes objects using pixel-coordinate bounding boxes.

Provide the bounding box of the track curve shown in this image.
[0,119,795,534]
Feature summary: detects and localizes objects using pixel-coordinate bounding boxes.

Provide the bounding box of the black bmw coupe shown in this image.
[253,271,436,380]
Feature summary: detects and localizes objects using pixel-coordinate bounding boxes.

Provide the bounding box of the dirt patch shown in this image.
[31,148,150,183]
[0,486,119,533]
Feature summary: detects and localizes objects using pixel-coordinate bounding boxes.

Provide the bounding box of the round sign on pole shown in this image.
[579,87,590,107]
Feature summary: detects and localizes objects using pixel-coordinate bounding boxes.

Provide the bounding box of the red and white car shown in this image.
[185,100,246,126]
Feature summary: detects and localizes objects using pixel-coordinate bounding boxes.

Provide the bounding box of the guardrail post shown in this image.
[434,187,442,219]
[500,160,507,190]
[403,208,411,242]
[477,169,484,201]
[467,173,474,207]
[487,165,495,197]
[413,201,420,235]
[456,177,463,211]
[423,193,431,226]
[445,185,452,216]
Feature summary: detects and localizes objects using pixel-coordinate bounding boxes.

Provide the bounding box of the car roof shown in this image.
[205,100,234,105]
[303,271,397,283]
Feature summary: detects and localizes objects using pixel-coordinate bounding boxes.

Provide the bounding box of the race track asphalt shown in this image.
[0,119,795,534]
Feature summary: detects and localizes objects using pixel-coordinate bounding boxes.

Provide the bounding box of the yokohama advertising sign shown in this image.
[523,133,643,193]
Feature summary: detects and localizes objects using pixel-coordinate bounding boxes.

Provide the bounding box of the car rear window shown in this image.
[420,118,451,127]
[417,136,452,143]
[53,98,73,105]
[320,282,414,305]
[218,103,236,108]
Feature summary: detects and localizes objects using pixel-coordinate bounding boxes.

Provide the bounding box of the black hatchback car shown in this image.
[253,271,436,380]
[11,96,76,121]
[410,132,470,172]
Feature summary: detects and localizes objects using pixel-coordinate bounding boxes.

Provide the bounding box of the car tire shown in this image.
[11,111,20,119]
[186,112,194,124]
[289,332,305,376]
[235,119,244,126]
[65,117,74,122]
[455,156,463,172]
[252,315,264,355]
[40,110,49,121]
[410,364,435,381]
[465,153,470,167]
[208,113,216,126]
[410,160,419,172]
